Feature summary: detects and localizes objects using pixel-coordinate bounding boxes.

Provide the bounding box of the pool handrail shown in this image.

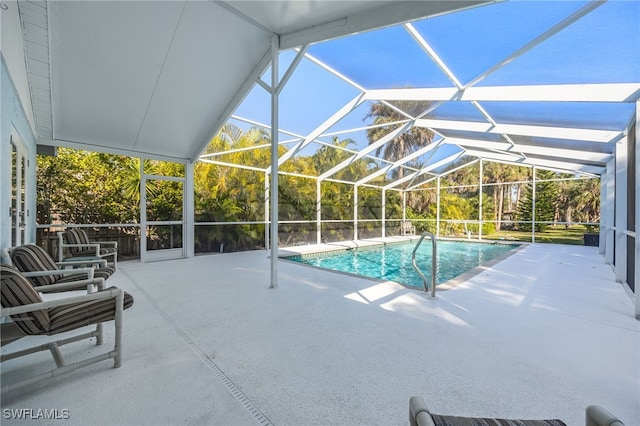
[411,233,437,299]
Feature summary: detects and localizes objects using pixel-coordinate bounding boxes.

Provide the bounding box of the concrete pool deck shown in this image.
[1,242,638,425]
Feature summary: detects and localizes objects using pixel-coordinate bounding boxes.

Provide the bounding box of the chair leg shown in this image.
[113,291,124,368]
[48,342,65,367]
[96,323,103,345]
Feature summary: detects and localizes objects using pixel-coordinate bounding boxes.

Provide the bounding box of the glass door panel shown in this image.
[141,170,185,262]
[10,133,28,247]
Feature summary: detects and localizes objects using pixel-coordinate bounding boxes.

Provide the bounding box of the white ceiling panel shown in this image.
[133,1,271,159]
[53,1,187,153]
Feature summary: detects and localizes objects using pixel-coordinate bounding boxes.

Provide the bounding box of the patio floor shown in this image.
[1,241,638,425]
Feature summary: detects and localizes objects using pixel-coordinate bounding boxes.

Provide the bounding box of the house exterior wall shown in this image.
[1,2,38,258]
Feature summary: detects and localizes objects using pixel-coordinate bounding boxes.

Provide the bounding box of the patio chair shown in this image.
[1,265,134,393]
[401,220,416,236]
[5,244,114,293]
[57,228,118,269]
[409,397,624,426]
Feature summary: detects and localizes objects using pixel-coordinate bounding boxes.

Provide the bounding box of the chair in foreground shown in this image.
[409,396,625,426]
[6,244,114,293]
[57,228,118,269]
[0,265,134,393]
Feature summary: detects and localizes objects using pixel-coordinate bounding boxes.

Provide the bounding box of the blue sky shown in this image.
[231,0,639,163]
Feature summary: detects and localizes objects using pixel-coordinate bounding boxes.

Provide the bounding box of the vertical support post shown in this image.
[264,171,270,250]
[139,158,147,262]
[478,159,483,240]
[316,180,322,244]
[381,188,386,238]
[353,185,358,241]
[605,158,615,264]
[402,191,407,221]
[614,135,628,284]
[436,176,441,238]
[531,166,537,243]
[269,34,279,289]
[185,161,195,258]
[599,175,606,255]
[634,100,640,319]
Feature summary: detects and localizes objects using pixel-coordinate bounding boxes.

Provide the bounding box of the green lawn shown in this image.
[484,225,599,245]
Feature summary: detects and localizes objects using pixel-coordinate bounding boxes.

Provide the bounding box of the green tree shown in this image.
[37,148,140,224]
[517,170,559,232]
[364,100,434,179]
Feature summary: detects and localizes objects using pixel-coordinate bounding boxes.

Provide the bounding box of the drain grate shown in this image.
[124,270,273,426]
[192,348,273,426]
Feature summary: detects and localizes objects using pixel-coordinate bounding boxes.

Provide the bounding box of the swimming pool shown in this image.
[285,240,519,289]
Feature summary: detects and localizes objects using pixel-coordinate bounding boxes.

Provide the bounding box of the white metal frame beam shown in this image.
[355,139,444,186]
[275,93,365,168]
[442,137,611,165]
[462,148,604,175]
[415,118,622,144]
[318,120,413,181]
[614,136,628,284]
[385,151,465,190]
[363,83,640,103]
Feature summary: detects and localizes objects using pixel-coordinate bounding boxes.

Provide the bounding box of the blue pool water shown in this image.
[287,240,518,288]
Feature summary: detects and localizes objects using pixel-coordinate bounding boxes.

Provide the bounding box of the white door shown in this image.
[10,132,29,246]
[140,165,186,262]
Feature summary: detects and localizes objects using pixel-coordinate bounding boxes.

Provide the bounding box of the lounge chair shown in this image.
[57,228,118,269]
[5,244,114,293]
[1,265,134,393]
[409,396,624,426]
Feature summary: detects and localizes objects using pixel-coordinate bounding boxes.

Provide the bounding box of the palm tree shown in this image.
[364,100,434,179]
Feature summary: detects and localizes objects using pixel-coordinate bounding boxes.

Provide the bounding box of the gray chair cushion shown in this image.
[65,228,91,254]
[1,265,50,334]
[10,244,62,286]
[47,287,134,335]
[430,414,566,426]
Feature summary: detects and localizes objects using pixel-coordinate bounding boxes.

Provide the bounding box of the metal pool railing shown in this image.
[411,232,437,299]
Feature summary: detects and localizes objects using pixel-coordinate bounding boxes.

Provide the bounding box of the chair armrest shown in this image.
[586,405,625,426]
[61,243,101,256]
[57,258,108,269]
[1,286,122,317]
[22,267,95,280]
[21,268,103,292]
[409,397,436,426]
[93,241,118,249]
[34,277,105,293]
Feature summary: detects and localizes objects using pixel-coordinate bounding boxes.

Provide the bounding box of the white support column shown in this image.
[264,172,270,250]
[614,135,628,284]
[478,159,483,240]
[436,176,441,238]
[139,158,147,262]
[185,161,195,258]
[402,191,407,222]
[381,188,386,238]
[532,166,536,243]
[605,157,615,265]
[353,186,358,241]
[634,101,639,319]
[269,34,279,289]
[316,180,322,244]
[599,174,606,255]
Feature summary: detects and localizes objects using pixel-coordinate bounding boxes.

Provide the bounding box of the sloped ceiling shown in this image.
[23,0,491,161]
